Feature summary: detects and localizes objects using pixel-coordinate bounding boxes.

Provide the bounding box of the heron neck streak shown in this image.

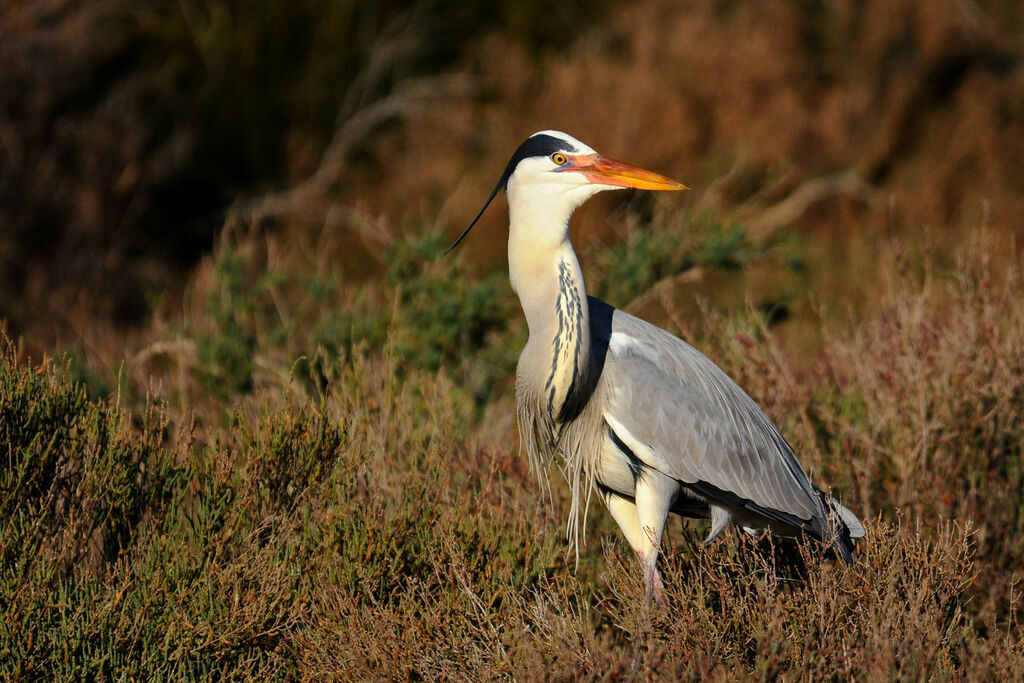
[509,227,595,423]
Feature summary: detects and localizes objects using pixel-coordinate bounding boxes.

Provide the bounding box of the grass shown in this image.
[2,221,1022,678]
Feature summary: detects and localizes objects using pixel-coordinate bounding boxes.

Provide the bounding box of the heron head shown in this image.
[445,130,687,254]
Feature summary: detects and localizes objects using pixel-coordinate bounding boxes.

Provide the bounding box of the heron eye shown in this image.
[552,153,567,166]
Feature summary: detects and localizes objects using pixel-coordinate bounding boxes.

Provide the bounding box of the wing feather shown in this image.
[591,297,823,524]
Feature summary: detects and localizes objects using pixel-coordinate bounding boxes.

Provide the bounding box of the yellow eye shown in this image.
[552,153,567,165]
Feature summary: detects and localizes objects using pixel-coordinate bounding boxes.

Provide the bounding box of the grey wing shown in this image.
[593,299,824,526]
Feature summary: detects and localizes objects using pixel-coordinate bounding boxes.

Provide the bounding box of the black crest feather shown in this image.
[444,134,575,254]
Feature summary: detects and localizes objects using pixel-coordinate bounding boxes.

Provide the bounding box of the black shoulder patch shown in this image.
[498,134,576,190]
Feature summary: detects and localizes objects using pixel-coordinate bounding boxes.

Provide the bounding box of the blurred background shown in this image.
[3,0,1022,370]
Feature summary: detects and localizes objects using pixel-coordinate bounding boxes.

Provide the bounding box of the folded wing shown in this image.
[591,298,850,543]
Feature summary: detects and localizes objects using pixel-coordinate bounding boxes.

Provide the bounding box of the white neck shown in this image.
[507,182,594,422]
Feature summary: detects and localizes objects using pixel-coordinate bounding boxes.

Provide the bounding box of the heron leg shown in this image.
[601,489,645,548]
[601,472,678,601]
[601,489,661,601]
[634,472,679,601]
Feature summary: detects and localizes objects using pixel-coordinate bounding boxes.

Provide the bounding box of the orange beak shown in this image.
[563,154,688,191]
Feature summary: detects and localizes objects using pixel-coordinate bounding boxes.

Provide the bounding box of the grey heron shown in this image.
[448,130,864,598]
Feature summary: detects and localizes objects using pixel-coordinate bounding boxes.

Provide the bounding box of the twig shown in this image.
[739,169,883,242]
[235,73,477,230]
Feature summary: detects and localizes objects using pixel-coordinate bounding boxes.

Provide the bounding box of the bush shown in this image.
[4,239,1024,677]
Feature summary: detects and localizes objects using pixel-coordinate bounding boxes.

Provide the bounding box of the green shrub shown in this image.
[589,210,765,305]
